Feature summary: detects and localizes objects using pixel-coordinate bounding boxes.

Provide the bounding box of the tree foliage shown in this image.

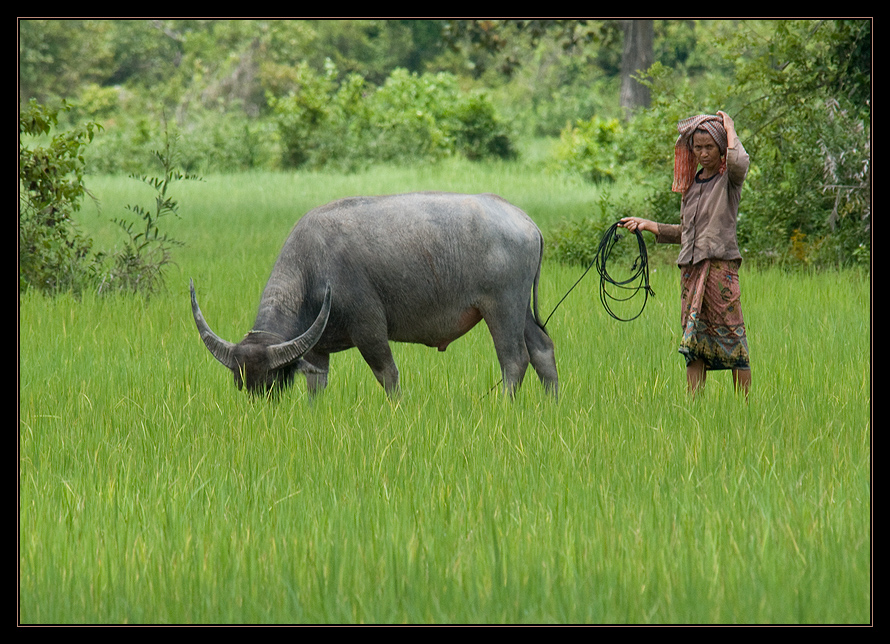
[19,19,871,268]
[19,99,102,294]
[19,99,195,296]
[720,20,870,266]
[605,19,870,267]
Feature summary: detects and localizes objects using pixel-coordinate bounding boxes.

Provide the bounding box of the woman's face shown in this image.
[692,131,722,176]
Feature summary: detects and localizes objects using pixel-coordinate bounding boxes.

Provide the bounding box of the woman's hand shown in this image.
[619,217,657,235]
[717,110,738,149]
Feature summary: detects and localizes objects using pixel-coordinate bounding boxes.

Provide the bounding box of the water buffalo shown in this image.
[190,192,558,397]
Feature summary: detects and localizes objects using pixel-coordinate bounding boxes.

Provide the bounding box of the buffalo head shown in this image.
[189,279,332,395]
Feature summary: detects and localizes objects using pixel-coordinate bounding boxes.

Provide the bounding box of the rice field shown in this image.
[19,165,871,624]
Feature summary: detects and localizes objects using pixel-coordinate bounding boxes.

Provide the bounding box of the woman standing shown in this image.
[620,111,751,397]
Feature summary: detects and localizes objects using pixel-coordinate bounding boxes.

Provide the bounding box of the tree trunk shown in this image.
[620,20,654,118]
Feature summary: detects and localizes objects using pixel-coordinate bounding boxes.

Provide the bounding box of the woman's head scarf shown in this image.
[672,114,728,193]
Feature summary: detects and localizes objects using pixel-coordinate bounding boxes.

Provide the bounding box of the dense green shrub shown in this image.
[367,68,459,164]
[268,61,340,169]
[83,111,163,175]
[269,64,517,170]
[550,115,625,182]
[84,104,279,175]
[736,98,870,268]
[452,91,517,161]
[176,108,280,173]
[20,99,193,297]
[19,100,103,295]
[79,62,517,175]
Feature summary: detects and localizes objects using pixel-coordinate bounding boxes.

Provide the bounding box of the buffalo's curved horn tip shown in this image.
[190,278,238,369]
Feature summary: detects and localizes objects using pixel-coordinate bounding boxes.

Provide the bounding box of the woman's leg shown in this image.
[687,359,707,396]
[732,368,751,399]
[688,362,751,399]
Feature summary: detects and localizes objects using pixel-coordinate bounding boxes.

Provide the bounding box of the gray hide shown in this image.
[190,192,558,397]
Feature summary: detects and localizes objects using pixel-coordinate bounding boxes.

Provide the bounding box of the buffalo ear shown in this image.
[268,285,332,370]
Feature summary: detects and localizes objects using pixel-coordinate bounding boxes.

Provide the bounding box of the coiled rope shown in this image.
[544,221,655,327]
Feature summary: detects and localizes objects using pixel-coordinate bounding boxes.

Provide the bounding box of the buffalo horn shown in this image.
[190,279,238,369]
[268,285,332,370]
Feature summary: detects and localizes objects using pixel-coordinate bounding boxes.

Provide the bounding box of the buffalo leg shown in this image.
[483,310,530,396]
[302,351,330,396]
[356,339,400,396]
[525,308,558,396]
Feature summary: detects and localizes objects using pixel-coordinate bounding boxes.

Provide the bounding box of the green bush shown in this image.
[20,99,194,297]
[19,99,103,295]
[85,107,279,175]
[76,61,518,175]
[451,91,517,161]
[736,98,870,268]
[176,108,280,173]
[367,68,458,164]
[84,112,163,175]
[550,115,625,183]
[269,64,517,170]
[268,61,339,169]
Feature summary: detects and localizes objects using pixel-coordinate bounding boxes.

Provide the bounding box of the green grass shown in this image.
[20,166,871,624]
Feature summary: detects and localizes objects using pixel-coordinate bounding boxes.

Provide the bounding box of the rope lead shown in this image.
[544,221,655,327]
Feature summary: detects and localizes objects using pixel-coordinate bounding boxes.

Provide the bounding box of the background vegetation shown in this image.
[19,19,871,297]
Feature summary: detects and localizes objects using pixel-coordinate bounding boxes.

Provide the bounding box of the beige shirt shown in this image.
[656,142,750,265]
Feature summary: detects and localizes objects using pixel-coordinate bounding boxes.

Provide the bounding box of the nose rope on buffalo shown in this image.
[543,220,655,328]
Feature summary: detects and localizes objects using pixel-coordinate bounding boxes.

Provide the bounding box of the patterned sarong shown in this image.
[679,259,750,370]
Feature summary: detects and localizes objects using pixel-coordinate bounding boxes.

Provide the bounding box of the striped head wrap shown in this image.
[672,114,728,194]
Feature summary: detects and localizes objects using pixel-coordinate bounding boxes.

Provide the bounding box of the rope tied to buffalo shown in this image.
[544,221,655,327]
